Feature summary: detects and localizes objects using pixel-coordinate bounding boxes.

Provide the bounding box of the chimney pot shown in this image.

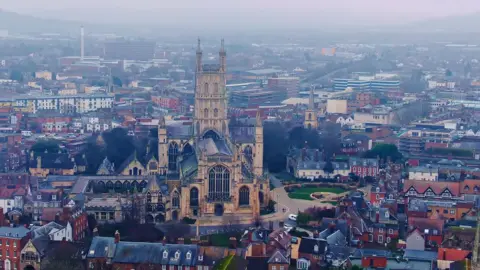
[114,230,120,243]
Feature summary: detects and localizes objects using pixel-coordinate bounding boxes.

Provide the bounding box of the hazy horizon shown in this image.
[3,0,480,28]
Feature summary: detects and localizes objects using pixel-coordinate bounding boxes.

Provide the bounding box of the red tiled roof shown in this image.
[403,180,460,196]
[41,208,62,222]
[437,248,471,261]
[0,185,28,199]
[461,179,480,195]
[408,217,444,233]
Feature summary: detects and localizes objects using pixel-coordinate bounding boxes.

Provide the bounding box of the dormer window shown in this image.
[175,251,180,259]
[313,245,318,252]
[425,191,434,197]
[385,211,389,218]
[37,195,42,200]
[186,251,191,260]
[198,255,203,261]
[163,250,168,259]
[52,195,57,200]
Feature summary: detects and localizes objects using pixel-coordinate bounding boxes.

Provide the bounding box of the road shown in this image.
[260,175,335,224]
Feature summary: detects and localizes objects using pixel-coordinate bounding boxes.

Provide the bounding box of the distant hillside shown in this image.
[401,12,480,33]
[0,10,137,35]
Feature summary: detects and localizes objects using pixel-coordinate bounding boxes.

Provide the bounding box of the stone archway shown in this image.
[155,214,165,223]
[214,204,224,216]
[145,214,154,223]
[171,210,178,221]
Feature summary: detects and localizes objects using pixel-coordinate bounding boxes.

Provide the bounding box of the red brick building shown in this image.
[0,226,31,270]
[60,204,88,241]
[349,157,379,177]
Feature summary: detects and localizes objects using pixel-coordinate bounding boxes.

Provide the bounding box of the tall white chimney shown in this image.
[80,26,84,61]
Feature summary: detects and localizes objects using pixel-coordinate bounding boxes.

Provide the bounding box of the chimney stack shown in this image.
[80,26,85,61]
[229,237,237,249]
[114,230,120,243]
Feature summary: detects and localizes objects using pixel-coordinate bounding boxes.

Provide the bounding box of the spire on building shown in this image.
[309,85,315,110]
[256,110,262,127]
[197,37,202,53]
[158,115,166,127]
[220,38,225,53]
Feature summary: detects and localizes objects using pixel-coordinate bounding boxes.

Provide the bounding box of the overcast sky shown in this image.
[2,0,480,27]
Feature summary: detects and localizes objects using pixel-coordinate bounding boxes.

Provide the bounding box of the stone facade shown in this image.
[157,39,269,222]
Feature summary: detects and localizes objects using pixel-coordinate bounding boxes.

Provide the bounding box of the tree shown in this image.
[83,135,106,174]
[112,76,122,86]
[102,127,136,167]
[160,221,191,243]
[323,160,334,178]
[297,212,311,225]
[41,243,84,270]
[31,139,61,153]
[9,70,23,82]
[351,265,363,270]
[263,122,288,173]
[445,69,453,77]
[364,143,403,163]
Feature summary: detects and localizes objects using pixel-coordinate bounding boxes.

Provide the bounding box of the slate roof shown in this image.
[88,237,200,266]
[246,257,268,270]
[404,249,438,261]
[31,222,65,239]
[87,236,117,258]
[30,152,75,170]
[197,137,233,156]
[113,242,199,266]
[298,238,327,255]
[267,249,289,264]
[0,226,30,239]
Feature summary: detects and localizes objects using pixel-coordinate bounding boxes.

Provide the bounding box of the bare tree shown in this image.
[161,221,192,243]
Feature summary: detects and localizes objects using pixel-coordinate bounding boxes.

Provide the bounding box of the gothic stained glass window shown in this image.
[208,165,230,201]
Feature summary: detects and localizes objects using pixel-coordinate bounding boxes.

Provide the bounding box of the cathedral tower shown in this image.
[193,39,229,138]
[254,110,264,176]
[304,86,318,129]
[157,115,168,174]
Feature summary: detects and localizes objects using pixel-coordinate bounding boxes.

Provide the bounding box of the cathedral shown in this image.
[152,39,269,222]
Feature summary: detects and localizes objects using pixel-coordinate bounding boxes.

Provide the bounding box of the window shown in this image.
[163,250,168,259]
[368,227,373,233]
[214,108,218,117]
[443,209,448,214]
[379,228,383,233]
[169,266,174,270]
[13,242,16,248]
[6,239,9,246]
[162,266,166,270]
[37,195,42,200]
[450,210,456,214]
[378,235,384,243]
[272,266,277,270]
[280,266,285,270]
[52,194,57,200]
[386,237,391,243]
[388,229,393,234]
[186,252,191,260]
[175,251,180,259]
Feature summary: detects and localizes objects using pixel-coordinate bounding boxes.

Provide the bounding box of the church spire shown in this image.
[309,85,315,110]
[256,110,262,127]
[196,37,202,72]
[219,38,226,73]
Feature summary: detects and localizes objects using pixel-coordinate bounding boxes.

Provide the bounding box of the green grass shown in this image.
[287,187,346,201]
[201,232,242,247]
[213,255,234,270]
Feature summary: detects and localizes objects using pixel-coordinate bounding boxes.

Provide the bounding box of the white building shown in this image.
[31,222,73,241]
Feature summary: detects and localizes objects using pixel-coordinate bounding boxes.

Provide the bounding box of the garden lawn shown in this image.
[287,186,346,201]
